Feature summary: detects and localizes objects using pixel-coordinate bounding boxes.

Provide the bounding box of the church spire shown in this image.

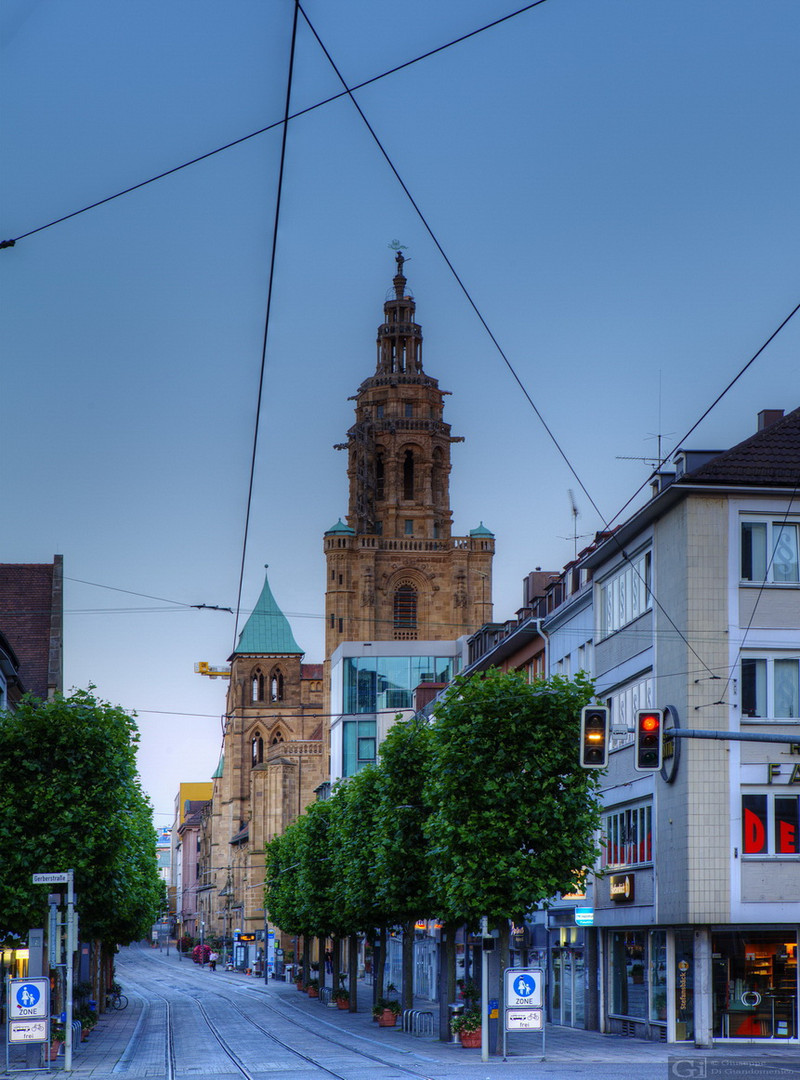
[376,250,423,375]
[233,565,302,656]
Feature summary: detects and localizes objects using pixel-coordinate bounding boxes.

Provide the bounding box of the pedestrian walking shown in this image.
[209,951,218,972]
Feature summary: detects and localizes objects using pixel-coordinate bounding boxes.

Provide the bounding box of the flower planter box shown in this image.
[460,1029,481,1048]
[307,987,319,998]
[336,998,349,1010]
[377,1009,398,1027]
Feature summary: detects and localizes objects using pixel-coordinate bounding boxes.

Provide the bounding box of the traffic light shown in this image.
[580,705,609,768]
[635,709,663,771]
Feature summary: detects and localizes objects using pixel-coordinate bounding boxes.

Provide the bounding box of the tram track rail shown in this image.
[114,958,436,1080]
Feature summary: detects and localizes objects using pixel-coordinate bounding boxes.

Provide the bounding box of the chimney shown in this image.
[758,409,784,432]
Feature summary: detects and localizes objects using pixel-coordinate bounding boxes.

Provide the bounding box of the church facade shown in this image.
[196,255,494,947]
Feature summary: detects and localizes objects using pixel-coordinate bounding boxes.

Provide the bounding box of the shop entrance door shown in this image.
[551,948,585,1027]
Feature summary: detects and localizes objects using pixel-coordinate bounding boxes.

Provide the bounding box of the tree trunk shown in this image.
[402,919,415,1011]
[348,934,359,1013]
[332,937,342,995]
[438,922,458,1042]
[317,936,326,990]
[374,926,387,1005]
[302,935,311,987]
[495,921,511,1055]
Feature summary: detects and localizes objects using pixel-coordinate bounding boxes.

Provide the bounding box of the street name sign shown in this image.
[33,872,70,884]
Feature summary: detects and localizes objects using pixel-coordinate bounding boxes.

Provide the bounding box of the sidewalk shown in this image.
[4,957,800,1078]
[263,972,800,1067]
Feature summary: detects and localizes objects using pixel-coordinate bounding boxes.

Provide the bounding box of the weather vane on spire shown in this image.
[389,239,408,276]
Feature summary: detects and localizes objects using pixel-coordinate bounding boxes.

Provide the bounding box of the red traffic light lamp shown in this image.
[580,705,609,768]
[635,709,663,771]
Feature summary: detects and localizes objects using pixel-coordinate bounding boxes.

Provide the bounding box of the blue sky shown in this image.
[3,0,800,823]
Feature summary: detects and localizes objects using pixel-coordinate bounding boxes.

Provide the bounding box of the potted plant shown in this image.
[307,978,320,998]
[49,1021,66,1059]
[75,1008,98,1040]
[374,997,401,1027]
[333,987,350,1010]
[453,1007,482,1048]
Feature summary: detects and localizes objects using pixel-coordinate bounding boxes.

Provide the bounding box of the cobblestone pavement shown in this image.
[2,945,799,1080]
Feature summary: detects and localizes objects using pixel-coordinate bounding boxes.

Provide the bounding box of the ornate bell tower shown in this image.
[324,253,494,659]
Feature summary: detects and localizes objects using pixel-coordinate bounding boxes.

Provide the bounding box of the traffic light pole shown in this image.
[670,729,800,745]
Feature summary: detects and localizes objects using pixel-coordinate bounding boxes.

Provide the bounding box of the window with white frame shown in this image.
[742,793,799,855]
[741,519,800,583]
[598,550,652,639]
[602,803,653,868]
[741,656,799,719]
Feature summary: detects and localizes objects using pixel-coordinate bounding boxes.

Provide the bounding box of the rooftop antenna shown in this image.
[616,371,675,472]
[568,490,579,561]
[559,490,593,559]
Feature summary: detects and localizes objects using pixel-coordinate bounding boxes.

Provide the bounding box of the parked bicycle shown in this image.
[107,983,128,1010]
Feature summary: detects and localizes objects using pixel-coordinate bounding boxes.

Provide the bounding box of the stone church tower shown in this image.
[324,252,495,658]
[201,567,324,940]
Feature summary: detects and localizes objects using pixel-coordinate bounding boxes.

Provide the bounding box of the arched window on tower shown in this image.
[403,450,415,500]
[251,669,265,703]
[393,581,418,639]
[271,731,285,746]
[270,669,284,703]
[251,731,264,766]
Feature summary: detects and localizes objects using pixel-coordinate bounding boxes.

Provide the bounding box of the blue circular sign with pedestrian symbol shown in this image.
[16,984,41,1009]
[512,974,536,999]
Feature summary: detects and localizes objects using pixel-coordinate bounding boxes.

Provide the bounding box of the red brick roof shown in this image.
[0,559,63,700]
[686,406,800,486]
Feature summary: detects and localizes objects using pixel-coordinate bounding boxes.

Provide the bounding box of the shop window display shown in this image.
[649,930,667,1022]
[611,930,647,1019]
[712,931,797,1038]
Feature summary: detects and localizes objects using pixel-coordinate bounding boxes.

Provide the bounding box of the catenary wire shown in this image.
[607,300,800,531]
[8,7,791,696]
[0,1,550,248]
[232,1,300,654]
[298,2,722,681]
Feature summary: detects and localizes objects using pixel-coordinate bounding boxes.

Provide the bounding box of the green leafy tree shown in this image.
[373,717,437,1008]
[425,670,604,925]
[265,826,304,939]
[0,688,162,947]
[327,766,385,1006]
[424,670,604,1049]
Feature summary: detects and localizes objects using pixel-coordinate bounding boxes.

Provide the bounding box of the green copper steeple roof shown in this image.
[234,565,303,656]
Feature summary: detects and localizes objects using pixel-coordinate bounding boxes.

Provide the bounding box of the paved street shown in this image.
[3,944,799,1080]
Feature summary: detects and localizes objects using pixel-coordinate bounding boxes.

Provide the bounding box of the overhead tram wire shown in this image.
[299,2,720,683]
[0,1,550,250]
[232,1,299,653]
[607,298,800,532]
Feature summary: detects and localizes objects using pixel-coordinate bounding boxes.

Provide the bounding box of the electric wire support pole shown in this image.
[65,869,75,1072]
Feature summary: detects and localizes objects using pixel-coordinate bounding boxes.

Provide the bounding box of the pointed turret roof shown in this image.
[233,565,302,656]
